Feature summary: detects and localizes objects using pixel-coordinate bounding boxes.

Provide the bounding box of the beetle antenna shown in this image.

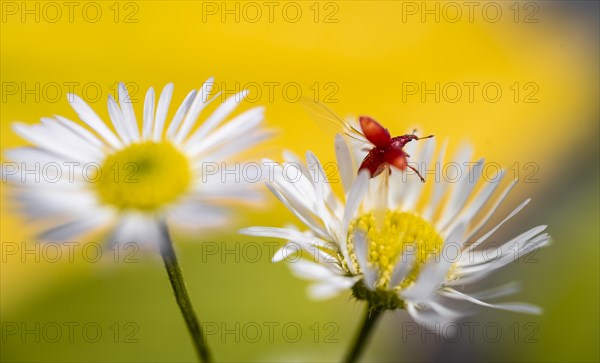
[417,134,434,140]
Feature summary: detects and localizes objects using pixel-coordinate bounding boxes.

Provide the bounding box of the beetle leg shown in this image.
[407,165,426,182]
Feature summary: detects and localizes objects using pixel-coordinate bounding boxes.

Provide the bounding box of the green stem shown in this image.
[344,304,384,363]
[158,221,213,363]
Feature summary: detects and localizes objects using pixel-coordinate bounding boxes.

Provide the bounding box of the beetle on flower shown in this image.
[241,131,550,362]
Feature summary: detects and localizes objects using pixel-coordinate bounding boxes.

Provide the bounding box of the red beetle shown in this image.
[304,101,433,181]
[357,116,433,181]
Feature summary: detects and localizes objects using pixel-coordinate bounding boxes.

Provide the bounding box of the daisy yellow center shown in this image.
[94,142,192,211]
[348,211,444,290]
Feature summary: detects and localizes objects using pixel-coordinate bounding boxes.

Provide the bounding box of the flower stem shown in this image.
[344,304,384,363]
[158,221,213,363]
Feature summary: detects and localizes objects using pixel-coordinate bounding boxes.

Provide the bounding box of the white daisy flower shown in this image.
[241,133,550,327]
[4,79,271,246]
[4,79,273,362]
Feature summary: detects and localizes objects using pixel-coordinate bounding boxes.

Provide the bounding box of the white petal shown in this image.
[264,182,329,239]
[476,230,550,271]
[173,77,215,143]
[402,223,466,301]
[166,200,229,231]
[306,151,338,237]
[5,147,69,165]
[440,288,542,314]
[460,198,530,260]
[68,93,121,148]
[422,139,449,220]
[437,159,485,231]
[288,258,338,280]
[199,130,271,162]
[342,171,369,231]
[12,122,92,162]
[41,210,114,241]
[110,213,162,247]
[240,227,333,263]
[400,138,435,211]
[461,225,547,268]
[469,282,521,300]
[118,82,140,142]
[353,231,377,290]
[308,276,359,300]
[268,159,316,206]
[406,302,452,328]
[142,87,155,140]
[107,95,131,144]
[272,242,301,262]
[152,83,174,141]
[40,118,104,159]
[11,188,98,219]
[189,168,263,203]
[165,89,197,139]
[282,151,312,181]
[389,250,416,288]
[54,116,105,149]
[341,171,370,273]
[464,180,517,242]
[334,134,355,196]
[429,143,473,223]
[447,169,505,234]
[186,106,264,157]
[184,90,248,146]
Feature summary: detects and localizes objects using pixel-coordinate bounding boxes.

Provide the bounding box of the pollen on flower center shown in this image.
[94,141,192,211]
[347,211,444,290]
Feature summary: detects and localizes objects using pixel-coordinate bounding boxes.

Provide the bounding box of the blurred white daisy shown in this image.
[5,79,271,246]
[4,79,272,362]
[241,133,550,326]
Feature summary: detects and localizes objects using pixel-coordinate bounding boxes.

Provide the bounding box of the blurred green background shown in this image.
[1,1,598,362]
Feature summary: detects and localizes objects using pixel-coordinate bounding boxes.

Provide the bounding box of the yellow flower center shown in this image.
[348,211,444,290]
[94,142,192,211]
